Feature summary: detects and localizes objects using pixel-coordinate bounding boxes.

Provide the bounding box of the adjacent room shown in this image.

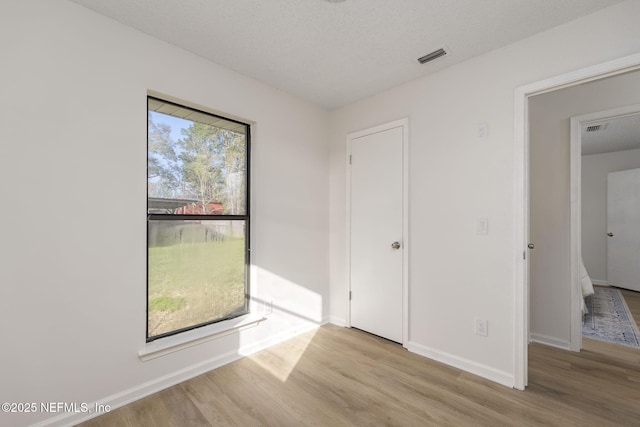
[2,1,640,426]
[529,70,640,351]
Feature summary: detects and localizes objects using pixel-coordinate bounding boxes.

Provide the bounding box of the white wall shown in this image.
[329,0,640,385]
[0,1,329,426]
[582,149,640,282]
[528,71,640,347]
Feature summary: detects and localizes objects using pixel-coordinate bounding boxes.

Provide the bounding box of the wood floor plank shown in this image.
[620,287,640,330]
[77,322,640,427]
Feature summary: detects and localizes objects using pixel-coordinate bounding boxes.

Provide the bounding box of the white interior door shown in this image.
[349,125,403,343]
[607,168,640,292]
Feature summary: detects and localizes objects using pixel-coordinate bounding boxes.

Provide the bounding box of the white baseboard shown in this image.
[591,280,610,286]
[529,333,571,350]
[34,320,326,427]
[237,319,326,357]
[328,315,347,327]
[405,341,514,388]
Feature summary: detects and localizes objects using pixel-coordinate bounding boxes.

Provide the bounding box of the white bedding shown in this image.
[581,258,595,314]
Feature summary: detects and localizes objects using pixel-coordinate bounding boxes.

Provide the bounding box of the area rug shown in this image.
[583,286,640,348]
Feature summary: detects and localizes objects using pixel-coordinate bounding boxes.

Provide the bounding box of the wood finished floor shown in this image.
[79,293,640,427]
[620,287,640,330]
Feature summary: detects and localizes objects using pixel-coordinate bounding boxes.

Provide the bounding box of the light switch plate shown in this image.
[477,123,489,139]
[476,218,489,235]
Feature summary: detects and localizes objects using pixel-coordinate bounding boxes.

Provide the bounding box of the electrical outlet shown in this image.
[263,299,273,315]
[475,319,488,337]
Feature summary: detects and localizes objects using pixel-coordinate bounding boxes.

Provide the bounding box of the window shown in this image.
[147,96,250,342]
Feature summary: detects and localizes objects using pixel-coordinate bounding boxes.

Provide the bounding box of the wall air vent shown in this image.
[418,48,447,64]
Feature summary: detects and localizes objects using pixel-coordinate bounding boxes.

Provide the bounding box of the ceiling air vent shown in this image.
[418,48,447,64]
[586,123,608,132]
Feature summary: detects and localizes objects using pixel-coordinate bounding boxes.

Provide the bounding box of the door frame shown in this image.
[570,104,640,351]
[514,53,640,390]
[345,118,409,347]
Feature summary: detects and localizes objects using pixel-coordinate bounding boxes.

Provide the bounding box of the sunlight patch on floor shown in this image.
[247,328,318,383]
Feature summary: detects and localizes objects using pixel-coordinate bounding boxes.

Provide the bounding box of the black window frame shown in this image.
[146,95,251,343]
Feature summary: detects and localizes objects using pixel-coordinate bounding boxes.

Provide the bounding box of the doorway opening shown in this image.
[514,53,640,390]
[571,105,640,347]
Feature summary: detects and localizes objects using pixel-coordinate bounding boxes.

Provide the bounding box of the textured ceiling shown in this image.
[582,113,640,156]
[70,0,624,110]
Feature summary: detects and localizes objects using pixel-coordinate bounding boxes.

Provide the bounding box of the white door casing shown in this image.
[607,168,640,292]
[346,119,409,345]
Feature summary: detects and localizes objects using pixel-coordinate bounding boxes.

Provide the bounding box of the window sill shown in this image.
[138,314,266,361]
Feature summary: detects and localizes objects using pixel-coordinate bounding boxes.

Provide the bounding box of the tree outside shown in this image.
[148,111,246,215]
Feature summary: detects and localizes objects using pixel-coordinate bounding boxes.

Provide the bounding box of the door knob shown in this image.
[607,232,614,237]
[528,243,534,249]
[391,241,401,250]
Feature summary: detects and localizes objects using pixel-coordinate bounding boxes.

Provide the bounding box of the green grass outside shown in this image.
[148,238,246,337]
